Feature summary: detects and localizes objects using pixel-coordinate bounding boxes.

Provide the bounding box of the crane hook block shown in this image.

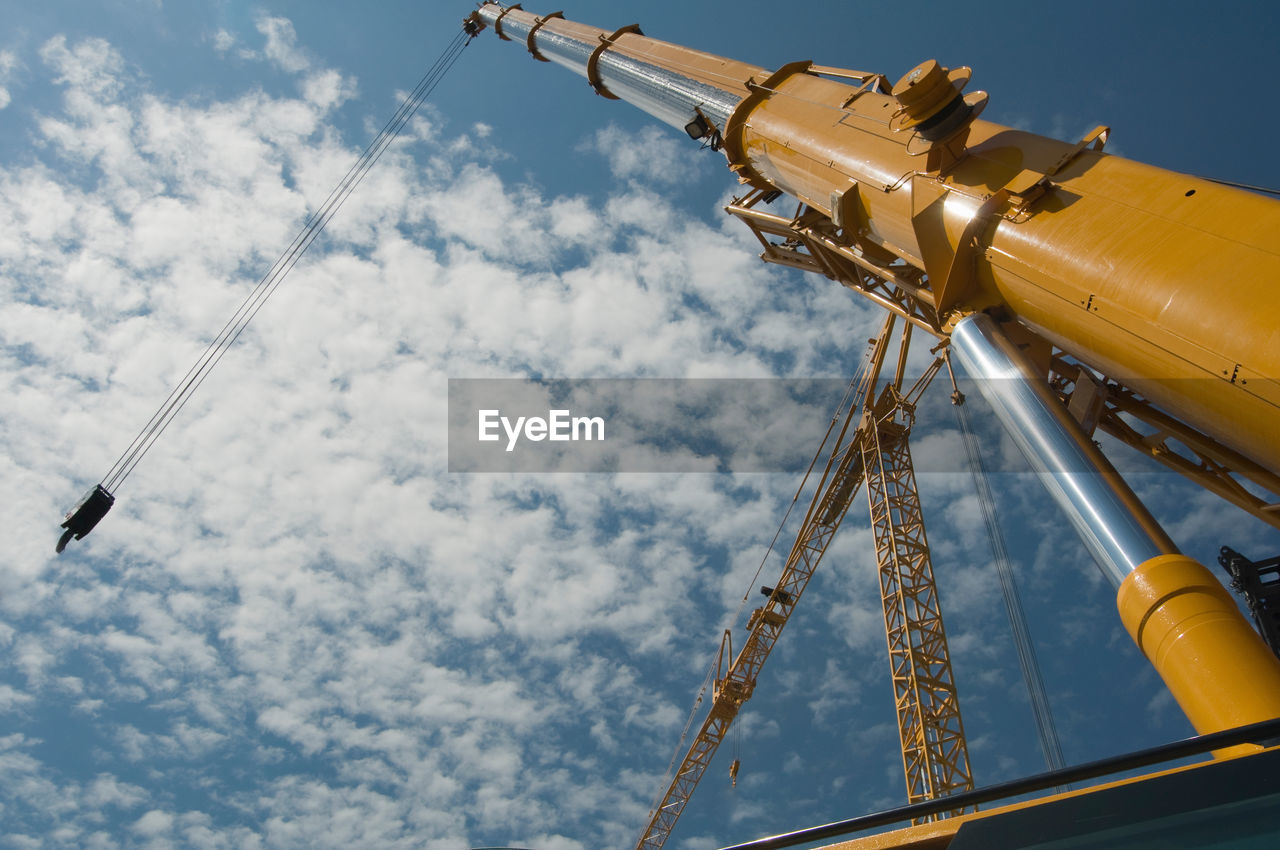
[55,484,115,554]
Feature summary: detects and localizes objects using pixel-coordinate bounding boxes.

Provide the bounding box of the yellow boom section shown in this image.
[474,2,1280,494]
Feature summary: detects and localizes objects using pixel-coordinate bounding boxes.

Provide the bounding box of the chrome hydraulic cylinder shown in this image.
[949,313,1175,588]
[476,4,748,134]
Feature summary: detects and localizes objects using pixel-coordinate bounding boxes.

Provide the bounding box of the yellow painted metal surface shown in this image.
[485,5,1280,484]
[817,743,1278,850]
[1117,554,1280,747]
[727,65,1280,477]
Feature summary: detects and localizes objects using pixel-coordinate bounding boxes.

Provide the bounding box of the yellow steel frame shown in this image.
[1046,356,1280,531]
[729,187,1280,532]
[474,10,1280,844]
[862,387,975,811]
[634,320,974,848]
[725,190,940,336]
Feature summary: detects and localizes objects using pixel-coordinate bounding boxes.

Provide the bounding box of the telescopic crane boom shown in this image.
[467,0,1280,842]
[469,2,1280,506]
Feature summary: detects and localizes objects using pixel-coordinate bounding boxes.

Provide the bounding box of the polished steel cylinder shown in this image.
[477,5,742,132]
[950,313,1176,587]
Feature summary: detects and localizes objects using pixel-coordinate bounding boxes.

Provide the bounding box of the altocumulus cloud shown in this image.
[0,16,892,849]
[0,50,18,109]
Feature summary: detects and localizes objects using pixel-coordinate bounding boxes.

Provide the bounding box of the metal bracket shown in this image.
[934,188,1008,315]
[725,191,941,334]
[525,11,564,62]
[1066,365,1108,436]
[839,72,891,108]
[1003,125,1110,212]
[587,24,643,99]
[1218,548,1280,657]
[828,182,867,232]
[686,106,723,150]
[492,3,522,41]
[721,61,814,189]
[1049,124,1110,175]
[1048,354,1280,531]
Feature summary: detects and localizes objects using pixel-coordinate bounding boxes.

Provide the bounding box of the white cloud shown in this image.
[256,15,310,74]
[39,37,124,98]
[0,49,17,110]
[212,30,235,54]
[131,809,174,837]
[0,683,33,712]
[84,774,147,810]
[301,68,357,112]
[582,123,700,185]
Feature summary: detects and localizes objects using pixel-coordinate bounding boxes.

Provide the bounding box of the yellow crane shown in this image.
[465,4,1280,847]
[637,316,970,849]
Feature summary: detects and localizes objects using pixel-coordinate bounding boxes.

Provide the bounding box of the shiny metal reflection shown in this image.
[950,313,1175,587]
[477,7,740,132]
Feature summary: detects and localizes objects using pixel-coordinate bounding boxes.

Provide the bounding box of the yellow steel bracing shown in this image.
[635,322,972,848]
[863,384,974,812]
[725,190,940,337]
[467,8,1280,846]
[1043,356,1280,532]
[635,631,745,850]
[727,188,1280,535]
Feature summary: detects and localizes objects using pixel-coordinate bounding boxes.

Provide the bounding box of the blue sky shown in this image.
[3,2,1280,848]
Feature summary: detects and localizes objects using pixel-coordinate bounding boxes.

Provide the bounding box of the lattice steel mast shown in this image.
[862,361,973,807]
[635,319,970,848]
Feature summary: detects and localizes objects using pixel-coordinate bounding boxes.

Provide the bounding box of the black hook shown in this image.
[55,484,115,554]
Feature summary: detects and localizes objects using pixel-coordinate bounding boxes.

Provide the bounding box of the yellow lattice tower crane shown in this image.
[635,313,971,849]
[861,327,972,809]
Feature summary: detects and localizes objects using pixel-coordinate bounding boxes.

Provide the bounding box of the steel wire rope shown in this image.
[734,354,869,611]
[104,28,471,488]
[954,398,1066,773]
[100,27,474,492]
[647,344,878,817]
[1196,175,1280,196]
